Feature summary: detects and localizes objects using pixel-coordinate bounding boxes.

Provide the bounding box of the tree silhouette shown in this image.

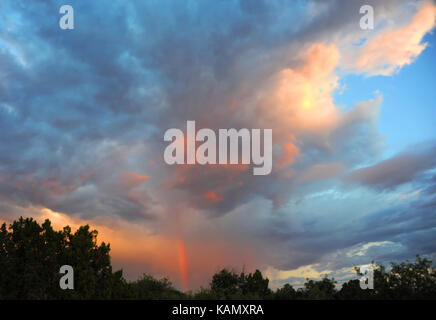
[1,217,436,300]
[338,256,436,300]
[0,217,127,299]
[301,277,337,300]
[274,284,297,300]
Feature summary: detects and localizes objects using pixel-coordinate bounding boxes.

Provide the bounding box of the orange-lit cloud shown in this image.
[255,43,341,172]
[261,43,340,137]
[118,171,149,188]
[355,3,436,76]
[203,191,223,203]
[276,142,300,171]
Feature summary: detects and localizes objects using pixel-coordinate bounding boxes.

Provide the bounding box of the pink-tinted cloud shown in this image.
[355,3,436,75]
[118,171,150,189]
[203,191,223,203]
[259,43,340,140]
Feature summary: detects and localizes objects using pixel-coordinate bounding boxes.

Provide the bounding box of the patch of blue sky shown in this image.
[334,32,436,159]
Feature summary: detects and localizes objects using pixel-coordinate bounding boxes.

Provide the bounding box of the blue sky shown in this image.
[335,31,436,159]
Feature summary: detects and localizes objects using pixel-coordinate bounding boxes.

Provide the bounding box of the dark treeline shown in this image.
[1,217,436,300]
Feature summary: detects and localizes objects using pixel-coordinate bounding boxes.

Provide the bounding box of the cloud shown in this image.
[295,162,346,184]
[344,143,436,190]
[203,191,224,203]
[354,2,436,75]
[118,172,150,189]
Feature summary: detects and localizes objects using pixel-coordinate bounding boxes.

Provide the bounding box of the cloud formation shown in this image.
[345,143,436,190]
[1,0,435,288]
[355,3,436,75]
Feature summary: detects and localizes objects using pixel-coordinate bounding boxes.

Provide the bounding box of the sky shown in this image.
[0,0,436,290]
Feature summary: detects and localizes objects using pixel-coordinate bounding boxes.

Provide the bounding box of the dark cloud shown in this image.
[344,143,436,190]
[1,0,387,219]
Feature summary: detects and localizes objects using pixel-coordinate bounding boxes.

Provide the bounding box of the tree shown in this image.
[302,277,336,300]
[0,217,124,299]
[274,284,297,300]
[336,279,372,300]
[240,269,272,299]
[387,256,436,299]
[209,268,272,299]
[338,256,436,300]
[127,274,186,299]
[210,269,241,299]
